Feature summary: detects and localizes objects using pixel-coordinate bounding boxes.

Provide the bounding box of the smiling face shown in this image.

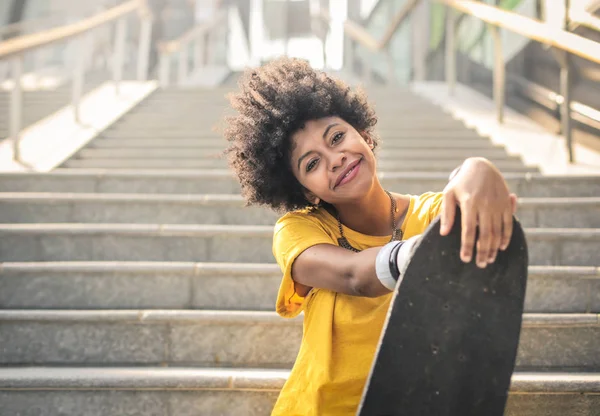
[289,116,378,205]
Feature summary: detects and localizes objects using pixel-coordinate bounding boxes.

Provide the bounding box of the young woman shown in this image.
[224,57,517,415]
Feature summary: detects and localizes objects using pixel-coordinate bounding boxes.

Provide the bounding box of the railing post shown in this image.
[363,57,373,85]
[322,36,327,70]
[178,46,189,86]
[560,60,573,159]
[385,47,395,85]
[159,52,170,87]
[10,55,24,162]
[283,0,290,56]
[112,17,127,95]
[344,36,355,74]
[561,0,574,163]
[137,15,153,81]
[72,35,88,124]
[445,7,456,95]
[411,0,430,81]
[223,8,231,67]
[193,33,205,70]
[489,25,505,124]
[206,28,215,66]
[560,61,573,162]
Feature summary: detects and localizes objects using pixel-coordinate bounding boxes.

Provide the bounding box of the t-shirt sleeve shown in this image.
[424,191,444,222]
[413,191,445,226]
[272,214,336,318]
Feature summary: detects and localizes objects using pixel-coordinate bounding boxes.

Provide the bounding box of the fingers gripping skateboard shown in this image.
[358,208,529,416]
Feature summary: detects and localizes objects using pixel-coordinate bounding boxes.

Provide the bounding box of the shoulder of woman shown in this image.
[274,207,328,233]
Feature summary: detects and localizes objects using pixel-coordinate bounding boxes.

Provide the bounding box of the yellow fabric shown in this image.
[271,192,444,416]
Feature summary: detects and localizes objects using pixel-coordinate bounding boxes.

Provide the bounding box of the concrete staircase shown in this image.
[0,85,599,415]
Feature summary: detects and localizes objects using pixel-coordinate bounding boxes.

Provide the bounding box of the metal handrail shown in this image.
[316,0,420,82]
[157,8,229,87]
[441,0,600,64]
[440,0,600,163]
[0,0,146,60]
[1,0,153,163]
[320,0,600,163]
[317,0,418,52]
[511,74,600,131]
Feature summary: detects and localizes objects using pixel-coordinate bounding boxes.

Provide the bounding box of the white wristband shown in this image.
[375,241,402,291]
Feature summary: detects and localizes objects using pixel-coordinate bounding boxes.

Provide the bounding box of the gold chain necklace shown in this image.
[336,190,402,253]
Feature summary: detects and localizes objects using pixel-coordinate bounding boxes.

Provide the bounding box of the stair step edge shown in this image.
[0,368,598,393]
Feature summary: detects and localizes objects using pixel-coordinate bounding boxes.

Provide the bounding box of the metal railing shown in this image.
[0,0,154,163]
[0,13,68,81]
[317,0,419,84]
[317,0,600,164]
[157,8,229,87]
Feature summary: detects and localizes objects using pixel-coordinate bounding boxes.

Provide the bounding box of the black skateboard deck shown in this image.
[357,209,528,416]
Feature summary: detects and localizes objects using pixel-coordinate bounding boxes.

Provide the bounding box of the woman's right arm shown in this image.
[292,244,391,298]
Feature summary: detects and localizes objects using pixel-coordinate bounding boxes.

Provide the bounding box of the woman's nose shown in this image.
[330,152,346,172]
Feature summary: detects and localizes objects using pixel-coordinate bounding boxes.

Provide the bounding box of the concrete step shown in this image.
[1,170,599,197]
[92,136,492,147]
[111,118,468,131]
[92,138,226,147]
[117,111,454,123]
[1,368,597,416]
[0,193,597,228]
[0,262,597,313]
[75,147,518,161]
[62,157,537,172]
[63,158,232,170]
[0,224,598,265]
[0,310,597,369]
[101,124,481,135]
[134,98,440,109]
[0,367,284,416]
[117,106,452,116]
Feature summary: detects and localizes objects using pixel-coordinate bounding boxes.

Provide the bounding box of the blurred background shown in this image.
[1,0,599,150]
[0,2,600,415]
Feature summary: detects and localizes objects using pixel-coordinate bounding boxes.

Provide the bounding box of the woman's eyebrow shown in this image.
[322,123,339,140]
[296,123,340,171]
[297,151,312,171]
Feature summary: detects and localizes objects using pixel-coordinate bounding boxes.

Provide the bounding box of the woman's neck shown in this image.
[334,183,403,237]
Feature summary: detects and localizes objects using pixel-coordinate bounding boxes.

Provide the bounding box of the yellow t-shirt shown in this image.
[271,192,444,416]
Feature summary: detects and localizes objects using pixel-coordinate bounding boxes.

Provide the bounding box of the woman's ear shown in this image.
[360,131,375,149]
[303,189,321,206]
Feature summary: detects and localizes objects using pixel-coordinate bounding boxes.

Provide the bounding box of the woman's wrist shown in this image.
[375,235,422,291]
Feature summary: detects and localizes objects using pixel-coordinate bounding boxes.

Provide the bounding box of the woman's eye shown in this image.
[306,159,318,172]
[332,132,344,144]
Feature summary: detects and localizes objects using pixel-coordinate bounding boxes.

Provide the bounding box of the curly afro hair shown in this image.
[224,57,378,213]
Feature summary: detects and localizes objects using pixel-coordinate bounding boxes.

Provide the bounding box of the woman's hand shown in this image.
[439,157,518,268]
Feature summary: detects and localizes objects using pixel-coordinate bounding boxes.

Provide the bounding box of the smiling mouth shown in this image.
[335,158,362,188]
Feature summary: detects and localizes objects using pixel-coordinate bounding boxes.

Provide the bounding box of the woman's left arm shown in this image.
[439,157,518,269]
